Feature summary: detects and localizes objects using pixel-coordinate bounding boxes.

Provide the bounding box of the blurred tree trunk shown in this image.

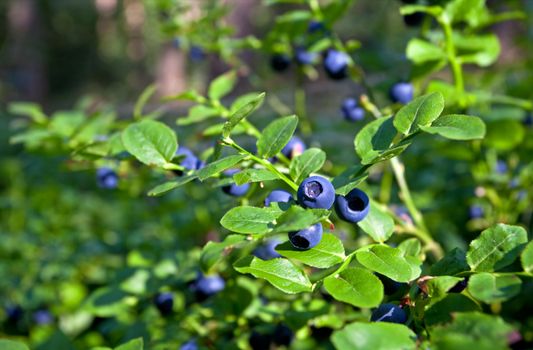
[6,0,46,103]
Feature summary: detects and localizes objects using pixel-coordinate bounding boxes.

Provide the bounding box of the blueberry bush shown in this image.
[2,0,533,349]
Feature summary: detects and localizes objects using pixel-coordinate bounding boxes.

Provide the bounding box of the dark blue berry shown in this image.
[180,340,198,350]
[154,292,174,316]
[469,205,484,219]
[253,238,282,260]
[390,82,414,104]
[341,98,365,122]
[370,304,407,324]
[334,188,370,223]
[222,169,250,197]
[176,146,199,172]
[264,189,292,206]
[295,48,318,65]
[496,160,507,174]
[289,223,323,250]
[323,50,349,80]
[308,20,325,33]
[281,136,306,159]
[195,274,225,299]
[273,324,293,346]
[6,305,23,322]
[297,176,335,209]
[271,54,291,72]
[97,167,118,189]
[33,309,53,325]
[189,46,205,61]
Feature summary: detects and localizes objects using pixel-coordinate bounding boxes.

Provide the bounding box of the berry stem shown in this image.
[438,14,465,108]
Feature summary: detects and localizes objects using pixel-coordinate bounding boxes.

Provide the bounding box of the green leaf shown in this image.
[197,154,247,181]
[484,120,525,150]
[177,105,219,126]
[466,223,528,272]
[355,116,400,165]
[424,294,481,327]
[122,120,178,167]
[332,165,369,196]
[203,122,246,136]
[83,287,131,317]
[445,0,485,24]
[356,245,421,282]
[406,39,446,64]
[357,201,395,243]
[324,268,384,308]
[289,148,326,184]
[0,340,30,350]
[114,338,143,350]
[147,175,198,196]
[454,33,500,67]
[426,276,464,299]
[398,238,421,257]
[468,272,522,303]
[430,248,470,276]
[521,241,533,274]
[332,322,417,350]
[208,71,237,100]
[400,5,443,17]
[429,312,515,350]
[394,92,445,135]
[223,92,265,137]
[134,84,157,119]
[257,115,298,158]
[50,111,85,137]
[276,234,345,268]
[420,114,486,140]
[234,256,312,293]
[8,102,47,123]
[233,169,279,185]
[220,206,280,234]
[200,235,246,272]
[273,206,329,233]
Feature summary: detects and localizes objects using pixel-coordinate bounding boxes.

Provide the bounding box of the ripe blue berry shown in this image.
[33,309,53,325]
[323,49,349,80]
[180,340,198,350]
[222,169,250,197]
[390,82,414,104]
[295,48,317,65]
[289,223,323,250]
[370,304,407,324]
[281,136,306,159]
[195,274,225,299]
[273,324,293,346]
[97,167,118,189]
[308,20,325,33]
[496,160,507,174]
[154,292,174,316]
[341,98,365,122]
[176,146,199,171]
[297,176,335,209]
[334,188,370,223]
[469,205,484,219]
[264,189,292,206]
[253,238,282,260]
[189,46,205,61]
[271,54,291,72]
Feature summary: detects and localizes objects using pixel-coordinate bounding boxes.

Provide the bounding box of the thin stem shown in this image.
[439,14,465,108]
[295,69,312,136]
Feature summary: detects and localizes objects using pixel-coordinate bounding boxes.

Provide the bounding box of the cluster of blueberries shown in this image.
[4,305,53,327]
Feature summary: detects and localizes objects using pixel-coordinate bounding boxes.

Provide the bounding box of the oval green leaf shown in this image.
[324,267,383,308]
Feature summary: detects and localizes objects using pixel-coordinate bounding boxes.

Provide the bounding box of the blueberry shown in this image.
[273,324,293,346]
[154,292,174,316]
[195,274,225,299]
[449,277,468,293]
[180,340,198,350]
[281,136,306,159]
[469,205,484,219]
[496,160,507,174]
[295,48,318,65]
[289,223,323,250]
[335,188,370,223]
[33,309,53,325]
[271,54,291,72]
[341,98,365,122]
[297,176,335,209]
[308,20,325,33]
[222,169,250,197]
[264,189,292,206]
[176,146,199,172]
[249,331,271,350]
[323,49,349,80]
[253,238,282,260]
[189,46,205,61]
[370,304,407,324]
[5,305,23,322]
[389,82,414,104]
[96,167,118,189]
